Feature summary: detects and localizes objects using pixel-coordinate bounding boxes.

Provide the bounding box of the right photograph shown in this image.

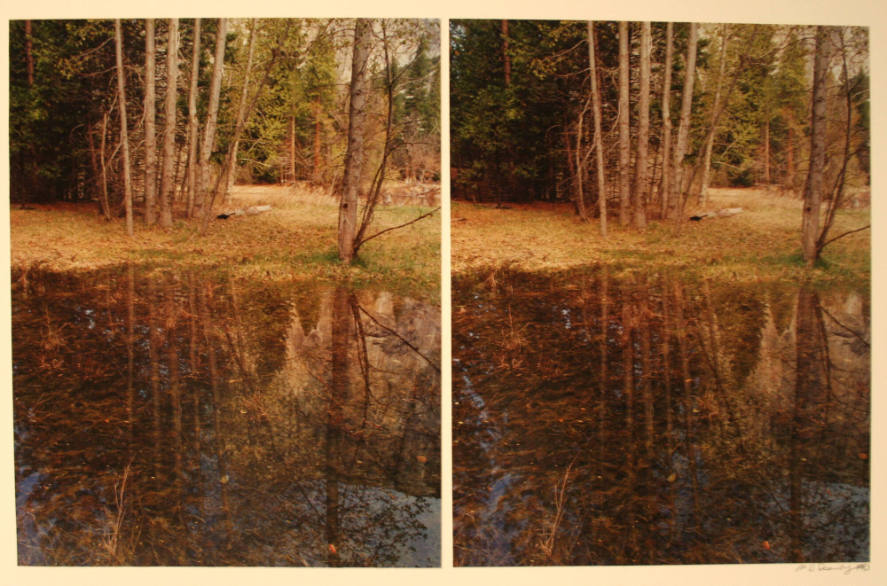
[450,20,870,566]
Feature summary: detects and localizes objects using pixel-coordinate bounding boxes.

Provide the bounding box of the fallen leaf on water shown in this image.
[859,452,868,460]
[667,472,677,483]
[762,541,771,550]
[416,455,428,463]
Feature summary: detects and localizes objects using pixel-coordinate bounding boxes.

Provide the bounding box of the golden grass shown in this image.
[452,187,870,287]
[10,184,442,300]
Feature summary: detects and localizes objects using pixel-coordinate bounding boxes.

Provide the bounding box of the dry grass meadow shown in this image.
[451,187,870,287]
[10,183,442,299]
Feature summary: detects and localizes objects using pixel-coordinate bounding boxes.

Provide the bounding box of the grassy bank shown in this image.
[452,187,870,289]
[10,184,442,300]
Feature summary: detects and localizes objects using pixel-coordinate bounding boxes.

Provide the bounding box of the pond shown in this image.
[453,267,869,566]
[13,265,441,566]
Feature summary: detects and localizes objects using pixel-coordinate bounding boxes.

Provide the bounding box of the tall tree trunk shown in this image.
[588,21,607,237]
[763,119,771,184]
[185,18,201,219]
[501,20,511,86]
[802,26,829,267]
[698,24,729,206]
[633,22,651,229]
[313,97,322,183]
[618,21,631,227]
[289,115,296,183]
[197,18,228,216]
[225,18,257,202]
[25,20,34,86]
[672,22,698,222]
[660,22,674,220]
[114,20,134,237]
[98,111,112,220]
[144,19,157,225]
[574,103,588,221]
[338,19,371,263]
[159,19,179,229]
[785,108,795,191]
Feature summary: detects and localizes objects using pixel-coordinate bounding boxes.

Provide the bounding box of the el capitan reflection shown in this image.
[13,266,440,566]
[453,268,868,565]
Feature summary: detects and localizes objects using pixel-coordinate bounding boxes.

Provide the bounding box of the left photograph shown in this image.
[10,18,441,566]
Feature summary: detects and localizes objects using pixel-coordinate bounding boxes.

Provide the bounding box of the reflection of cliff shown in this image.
[12,266,440,567]
[266,286,441,497]
[453,268,869,566]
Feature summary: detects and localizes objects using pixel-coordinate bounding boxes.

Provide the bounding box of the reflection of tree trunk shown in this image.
[639,279,654,460]
[661,277,676,540]
[789,287,831,562]
[127,264,135,445]
[673,282,699,527]
[164,273,185,563]
[148,277,161,474]
[621,285,636,559]
[325,286,351,565]
[187,275,200,461]
[201,284,234,542]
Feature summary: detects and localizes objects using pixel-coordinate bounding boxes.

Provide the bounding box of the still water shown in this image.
[453,267,869,566]
[13,265,441,566]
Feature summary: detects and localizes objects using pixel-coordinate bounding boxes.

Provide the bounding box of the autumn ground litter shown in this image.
[10,184,442,301]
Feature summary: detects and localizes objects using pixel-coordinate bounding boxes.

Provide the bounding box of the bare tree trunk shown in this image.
[98,111,112,220]
[763,119,771,184]
[114,20,134,237]
[672,22,698,223]
[575,103,588,221]
[659,22,674,220]
[313,97,322,183]
[802,26,829,267]
[197,18,228,217]
[785,108,795,191]
[502,20,511,87]
[588,21,607,237]
[698,24,729,206]
[289,115,296,183]
[634,22,651,229]
[225,18,258,202]
[144,19,158,225]
[159,19,179,229]
[618,21,631,227]
[185,18,201,219]
[25,20,34,86]
[338,19,371,263]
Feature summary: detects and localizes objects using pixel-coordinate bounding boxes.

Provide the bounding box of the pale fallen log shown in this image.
[217,204,272,219]
[689,207,743,221]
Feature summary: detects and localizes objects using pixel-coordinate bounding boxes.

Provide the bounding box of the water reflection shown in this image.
[13,266,441,566]
[453,268,869,565]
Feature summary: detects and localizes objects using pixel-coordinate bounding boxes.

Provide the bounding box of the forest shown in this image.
[10,18,440,267]
[451,21,869,266]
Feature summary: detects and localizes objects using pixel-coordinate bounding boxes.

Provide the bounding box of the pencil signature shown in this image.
[796,563,869,575]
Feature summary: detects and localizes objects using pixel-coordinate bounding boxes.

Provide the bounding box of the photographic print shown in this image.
[451,19,870,566]
[10,17,441,567]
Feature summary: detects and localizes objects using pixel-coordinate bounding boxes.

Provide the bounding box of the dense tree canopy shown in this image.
[10,19,441,218]
[450,20,869,222]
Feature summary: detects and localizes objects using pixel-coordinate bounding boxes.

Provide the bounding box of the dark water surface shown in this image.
[453,268,869,566]
[13,265,440,566]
